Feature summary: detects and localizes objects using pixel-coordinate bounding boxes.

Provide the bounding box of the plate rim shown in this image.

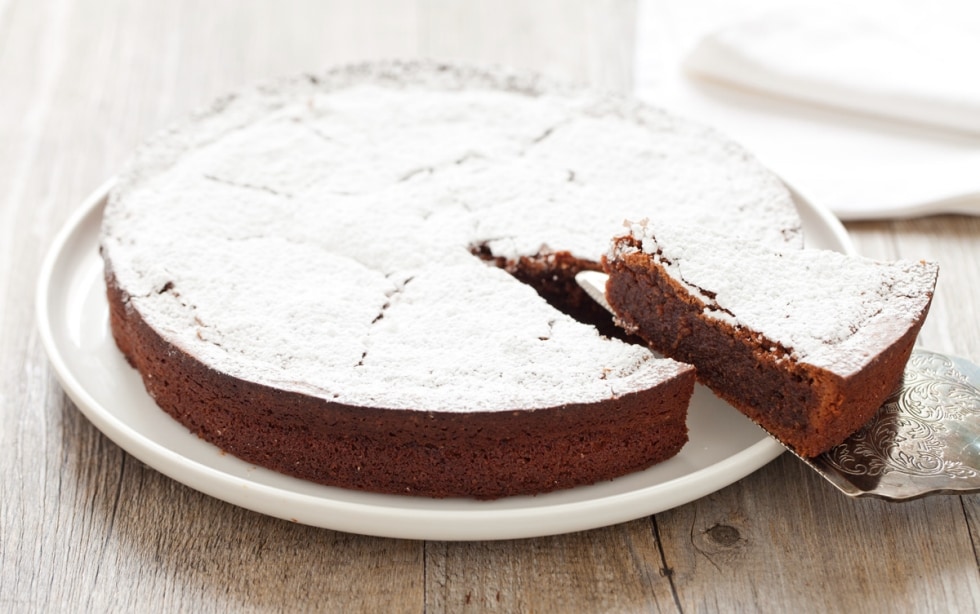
[35,179,852,540]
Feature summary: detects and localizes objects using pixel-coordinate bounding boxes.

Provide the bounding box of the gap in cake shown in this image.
[468,242,634,341]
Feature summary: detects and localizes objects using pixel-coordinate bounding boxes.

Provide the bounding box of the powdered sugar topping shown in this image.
[101,62,801,411]
[621,220,938,376]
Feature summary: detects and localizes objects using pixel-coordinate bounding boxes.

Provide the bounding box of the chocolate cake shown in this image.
[100,61,803,498]
[604,221,939,458]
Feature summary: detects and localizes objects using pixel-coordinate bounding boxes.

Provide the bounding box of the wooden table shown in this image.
[4,1,979,611]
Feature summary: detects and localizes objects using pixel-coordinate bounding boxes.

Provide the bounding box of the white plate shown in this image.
[36,179,854,541]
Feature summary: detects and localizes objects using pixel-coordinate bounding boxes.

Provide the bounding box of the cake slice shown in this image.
[603,220,939,457]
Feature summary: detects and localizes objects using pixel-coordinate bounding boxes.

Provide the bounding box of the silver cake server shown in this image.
[576,270,980,500]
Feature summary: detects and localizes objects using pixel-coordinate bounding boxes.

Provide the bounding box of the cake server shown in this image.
[575,270,980,501]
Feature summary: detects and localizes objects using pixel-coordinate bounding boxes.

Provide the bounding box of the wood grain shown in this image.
[659,456,980,611]
[3,0,979,612]
[426,520,675,612]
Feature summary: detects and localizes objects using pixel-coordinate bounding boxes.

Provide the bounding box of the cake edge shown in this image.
[105,266,697,499]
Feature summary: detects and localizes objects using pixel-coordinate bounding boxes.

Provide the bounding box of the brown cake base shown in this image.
[106,270,695,499]
[603,246,930,458]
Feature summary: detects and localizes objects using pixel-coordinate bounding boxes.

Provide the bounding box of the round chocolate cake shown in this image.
[100,61,802,498]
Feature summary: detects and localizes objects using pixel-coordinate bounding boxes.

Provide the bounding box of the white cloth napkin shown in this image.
[686,9,980,137]
[634,0,980,220]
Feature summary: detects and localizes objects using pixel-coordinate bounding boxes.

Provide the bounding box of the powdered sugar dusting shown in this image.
[622,220,938,376]
[102,61,801,411]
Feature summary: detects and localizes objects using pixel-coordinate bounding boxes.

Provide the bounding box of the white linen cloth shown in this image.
[634,0,980,219]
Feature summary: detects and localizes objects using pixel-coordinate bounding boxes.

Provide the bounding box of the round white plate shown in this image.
[36,180,853,541]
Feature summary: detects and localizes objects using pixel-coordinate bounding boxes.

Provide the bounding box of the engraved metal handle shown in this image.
[576,270,980,500]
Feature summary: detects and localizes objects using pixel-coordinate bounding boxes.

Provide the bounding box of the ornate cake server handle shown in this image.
[576,270,980,501]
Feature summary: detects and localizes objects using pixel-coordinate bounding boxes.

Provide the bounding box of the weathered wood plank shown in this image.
[658,454,980,612]
[417,0,636,92]
[426,520,677,613]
